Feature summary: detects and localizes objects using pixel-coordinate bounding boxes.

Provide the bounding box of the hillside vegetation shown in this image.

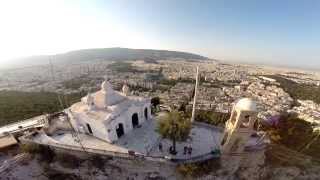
[266,75,320,104]
[0,91,83,126]
[264,113,320,160]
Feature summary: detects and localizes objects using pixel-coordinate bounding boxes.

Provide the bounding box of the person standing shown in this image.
[159,142,163,152]
[188,145,192,155]
[183,146,188,155]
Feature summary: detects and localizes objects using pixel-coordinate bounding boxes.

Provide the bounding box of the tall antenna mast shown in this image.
[191,66,199,123]
[49,58,64,109]
[49,59,55,81]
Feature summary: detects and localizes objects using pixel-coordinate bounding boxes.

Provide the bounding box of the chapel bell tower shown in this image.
[221,98,257,154]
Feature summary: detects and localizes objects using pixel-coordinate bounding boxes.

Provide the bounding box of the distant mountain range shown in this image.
[8,48,209,67]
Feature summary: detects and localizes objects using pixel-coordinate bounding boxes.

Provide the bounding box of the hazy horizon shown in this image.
[0,0,319,69]
[0,47,318,73]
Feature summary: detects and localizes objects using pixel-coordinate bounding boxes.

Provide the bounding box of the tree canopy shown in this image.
[157,110,191,142]
[151,97,160,108]
[263,112,320,159]
[266,75,320,104]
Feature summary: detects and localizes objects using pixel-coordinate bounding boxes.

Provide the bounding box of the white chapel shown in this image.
[67,80,151,143]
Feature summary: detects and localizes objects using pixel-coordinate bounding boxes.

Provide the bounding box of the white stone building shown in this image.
[67,80,151,143]
[221,98,258,154]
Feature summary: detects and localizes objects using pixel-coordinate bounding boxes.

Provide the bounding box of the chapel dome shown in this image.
[101,80,112,92]
[87,93,94,104]
[235,98,257,112]
[122,84,130,95]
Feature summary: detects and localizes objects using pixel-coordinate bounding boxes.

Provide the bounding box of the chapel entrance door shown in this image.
[132,113,139,128]
[116,123,124,138]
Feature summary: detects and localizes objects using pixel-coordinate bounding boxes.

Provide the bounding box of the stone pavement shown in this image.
[149,123,222,159]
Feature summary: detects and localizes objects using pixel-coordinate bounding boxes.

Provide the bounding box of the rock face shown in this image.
[235,149,266,180]
[217,148,266,180]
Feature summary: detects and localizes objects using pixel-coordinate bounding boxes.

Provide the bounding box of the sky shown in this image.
[0,0,319,68]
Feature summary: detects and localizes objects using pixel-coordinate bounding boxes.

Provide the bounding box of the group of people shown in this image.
[158,142,192,155]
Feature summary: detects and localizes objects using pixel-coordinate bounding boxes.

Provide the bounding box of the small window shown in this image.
[86,123,93,134]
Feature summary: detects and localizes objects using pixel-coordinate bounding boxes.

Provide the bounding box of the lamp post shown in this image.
[170,120,178,155]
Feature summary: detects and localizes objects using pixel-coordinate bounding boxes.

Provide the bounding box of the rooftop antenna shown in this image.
[49,58,64,110]
[49,59,55,81]
[191,66,199,123]
[178,67,182,79]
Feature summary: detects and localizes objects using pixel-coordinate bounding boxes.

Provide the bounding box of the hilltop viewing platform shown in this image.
[20,117,223,163]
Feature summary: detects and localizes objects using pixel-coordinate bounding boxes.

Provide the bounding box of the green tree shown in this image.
[157,110,191,154]
[151,96,161,114]
[151,97,160,108]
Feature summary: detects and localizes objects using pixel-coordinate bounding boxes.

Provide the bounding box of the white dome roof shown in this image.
[122,84,130,96]
[101,80,112,92]
[235,98,257,112]
[122,84,129,92]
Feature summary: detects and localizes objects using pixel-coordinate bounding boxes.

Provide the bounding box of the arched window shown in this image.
[240,115,250,128]
[132,113,139,128]
[116,123,124,138]
[86,123,93,134]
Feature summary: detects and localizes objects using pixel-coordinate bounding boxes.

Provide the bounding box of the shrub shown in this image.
[185,109,230,127]
[20,143,41,154]
[157,110,191,141]
[38,146,56,163]
[21,144,56,163]
[263,112,320,159]
[43,168,81,180]
[91,155,106,171]
[151,97,160,108]
[55,153,82,169]
[176,158,221,178]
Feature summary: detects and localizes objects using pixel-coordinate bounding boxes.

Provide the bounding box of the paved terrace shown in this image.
[21,119,223,162]
[150,122,222,159]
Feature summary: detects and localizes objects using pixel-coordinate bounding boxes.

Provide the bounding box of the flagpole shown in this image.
[191,66,199,123]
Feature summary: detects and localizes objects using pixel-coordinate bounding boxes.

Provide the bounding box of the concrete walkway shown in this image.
[0,115,47,135]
